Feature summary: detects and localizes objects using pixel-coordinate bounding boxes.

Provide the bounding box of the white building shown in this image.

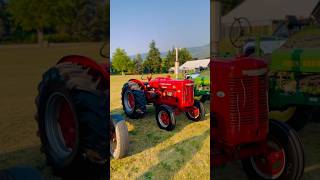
[169,59,210,73]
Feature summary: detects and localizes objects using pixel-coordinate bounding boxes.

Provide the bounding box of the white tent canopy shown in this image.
[222,0,320,26]
[179,59,210,71]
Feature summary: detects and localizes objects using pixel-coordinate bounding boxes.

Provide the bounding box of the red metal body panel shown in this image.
[211,56,269,148]
[147,77,194,110]
[129,77,195,110]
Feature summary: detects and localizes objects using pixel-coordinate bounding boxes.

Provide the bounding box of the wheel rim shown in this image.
[45,92,77,159]
[158,110,170,128]
[187,107,200,119]
[250,139,286,179]
[124,91,135,113]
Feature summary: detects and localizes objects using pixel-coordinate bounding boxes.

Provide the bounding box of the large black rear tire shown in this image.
[242,120,305,180]
[121,82,147,119]
[35,62,108,179]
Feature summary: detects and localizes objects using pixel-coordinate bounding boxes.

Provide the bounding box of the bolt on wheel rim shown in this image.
[187,107,200,119]
[158,110,170,128]
[124,91,135,113]
[251,139,286,179]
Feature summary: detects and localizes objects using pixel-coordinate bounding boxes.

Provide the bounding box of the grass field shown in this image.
[110,74,210,180]
[0,43,105,179]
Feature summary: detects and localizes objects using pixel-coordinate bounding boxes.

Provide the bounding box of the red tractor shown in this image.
[121,75,206,131]
[211,56,305,180]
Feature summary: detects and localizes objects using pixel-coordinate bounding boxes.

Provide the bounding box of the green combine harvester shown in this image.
[269,47,320,130]
[193,76,210,102]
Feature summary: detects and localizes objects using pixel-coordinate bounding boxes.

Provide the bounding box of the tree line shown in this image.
[0,0,108,44]
[112,40,194,75]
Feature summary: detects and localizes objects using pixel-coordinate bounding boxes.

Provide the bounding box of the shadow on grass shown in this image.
[0,146,108,180]
[0,145,58,179]
[137,129,209,180]
[111,102,210,157]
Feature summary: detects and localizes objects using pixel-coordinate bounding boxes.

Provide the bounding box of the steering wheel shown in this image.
[100,42,108,58]
[141,69,153,81]
[229,17,252,49]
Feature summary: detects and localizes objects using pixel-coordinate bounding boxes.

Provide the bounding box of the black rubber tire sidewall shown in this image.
[36,64,108,179]
[121,83,147,119]
[37,71,80,170]
[110,118,129,159]
[186,100,205,122]
[156,105,176,131]
[242,120,305,180]
[200,94,210,103]
[286,108,309,131]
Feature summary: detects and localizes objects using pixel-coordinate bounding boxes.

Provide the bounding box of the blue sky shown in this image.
[111,0,210,56]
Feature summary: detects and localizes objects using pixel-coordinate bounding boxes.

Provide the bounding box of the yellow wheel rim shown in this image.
[269,107,296,122]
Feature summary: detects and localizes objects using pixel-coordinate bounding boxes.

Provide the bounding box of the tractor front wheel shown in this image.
[200,94,210,103]
[186,100,205,121]
[156,105,176,131]
[110,114,129,159]
[242,120,304,180]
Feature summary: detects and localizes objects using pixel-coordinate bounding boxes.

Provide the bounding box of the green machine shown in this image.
[193,76,210,102]
[185,74,210,103]
[269,48,320,130]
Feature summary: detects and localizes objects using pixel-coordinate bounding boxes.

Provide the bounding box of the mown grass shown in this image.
[0,43,105,179]
[110,74,210,180]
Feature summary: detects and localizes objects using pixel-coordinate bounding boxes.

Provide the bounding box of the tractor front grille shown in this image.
[228,75,268,126]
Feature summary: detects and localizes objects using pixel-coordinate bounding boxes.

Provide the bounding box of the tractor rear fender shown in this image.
[128,79,146,90]
[58,55,108,80]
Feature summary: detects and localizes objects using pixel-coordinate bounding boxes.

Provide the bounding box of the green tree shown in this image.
[165,49,175,69]
[133,54,143,74]
[161,57,169,73]
[53,0,104,41]
[179,48,193,64]
[103,0,109,41]
[8,0,58,44]
[165,48,193,70]
[0,0,6,37]
[112,48,131,75]
[145,40,162,73]
[127,60,135,74]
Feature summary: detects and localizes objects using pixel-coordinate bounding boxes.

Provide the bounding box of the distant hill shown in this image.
[129,44,209,60]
